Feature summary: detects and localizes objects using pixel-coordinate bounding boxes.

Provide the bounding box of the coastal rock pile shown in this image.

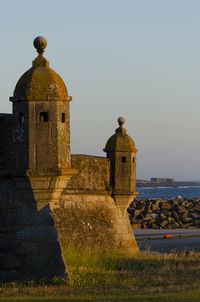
[128,197,200,229]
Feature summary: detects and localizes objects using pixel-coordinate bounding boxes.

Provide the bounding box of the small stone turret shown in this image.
[104,117,138,200]
[104,117,139,256]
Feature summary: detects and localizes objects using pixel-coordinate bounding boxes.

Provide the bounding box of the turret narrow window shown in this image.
[133,157,135,163]
[40,112,49,122]
[61,113,65,123]
[19,113,24,124]
[122,156,126,163]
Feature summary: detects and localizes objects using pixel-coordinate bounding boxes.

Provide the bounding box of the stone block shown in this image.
[0,270,21,282]
[14,240,38,255]
[39,215,55,226]
[0,253,22,270]
[38,240,62,257]
[189,212,199,219]
[160,220,169,228]
[38,205,52,216]
[117,225,128,234]
[15,226,58,241]
[23,254,66,280]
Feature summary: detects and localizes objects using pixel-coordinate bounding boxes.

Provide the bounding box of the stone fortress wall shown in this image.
[0,153,137,281]
[0,36,139,281]
[0,148,137,281]
[68,155,110,191]
[0,116,139,281]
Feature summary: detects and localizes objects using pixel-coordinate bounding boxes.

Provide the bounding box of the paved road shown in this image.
[134,228,200,238]
[134,228,200,253]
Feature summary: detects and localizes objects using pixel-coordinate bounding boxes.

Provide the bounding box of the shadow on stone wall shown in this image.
[0,177,67,282]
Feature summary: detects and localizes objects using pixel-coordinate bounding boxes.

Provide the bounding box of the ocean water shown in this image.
[136,186,200,199]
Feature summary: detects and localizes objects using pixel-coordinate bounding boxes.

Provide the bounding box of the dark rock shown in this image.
[189,212,199,219]
[129,197,200,229]
[160,213,167,219]
[132,223,141,228]
[160,220,168,227]
[134,209,141,217]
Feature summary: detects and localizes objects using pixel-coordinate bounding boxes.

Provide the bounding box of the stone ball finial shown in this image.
[33,36,47,54]
[118,116,125,127]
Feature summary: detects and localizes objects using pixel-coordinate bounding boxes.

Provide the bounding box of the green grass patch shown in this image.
[0,246,200,301]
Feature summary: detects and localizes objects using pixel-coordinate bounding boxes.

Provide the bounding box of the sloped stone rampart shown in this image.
[0,176,139,281]
[52,192,139,256]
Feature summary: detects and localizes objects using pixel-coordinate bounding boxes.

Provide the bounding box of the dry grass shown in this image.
[0,248,200,301]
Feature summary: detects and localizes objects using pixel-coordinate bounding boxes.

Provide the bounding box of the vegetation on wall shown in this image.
[53,202,117,249]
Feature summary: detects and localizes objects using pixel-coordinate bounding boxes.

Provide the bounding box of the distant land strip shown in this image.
[137,177,200,187]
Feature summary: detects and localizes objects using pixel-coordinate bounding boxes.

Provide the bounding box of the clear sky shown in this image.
[0,0,200,181]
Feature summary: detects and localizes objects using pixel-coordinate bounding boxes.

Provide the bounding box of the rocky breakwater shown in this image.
[128,197,200,229]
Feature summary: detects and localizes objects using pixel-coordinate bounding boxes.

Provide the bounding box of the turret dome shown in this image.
[104,117,138,152]
[12,36,72,102]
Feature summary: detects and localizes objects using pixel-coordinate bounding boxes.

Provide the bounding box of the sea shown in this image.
[136,186,200,199]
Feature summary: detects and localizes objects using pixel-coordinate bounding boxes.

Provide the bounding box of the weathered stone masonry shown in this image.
[0,36,139,281]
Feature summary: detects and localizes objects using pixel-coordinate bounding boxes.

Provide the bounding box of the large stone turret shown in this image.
[10,36,76,210]
[10,36,74,177]
[7,36,77,280]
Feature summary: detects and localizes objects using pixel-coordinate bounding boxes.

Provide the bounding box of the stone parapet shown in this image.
[69,155,110,191]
